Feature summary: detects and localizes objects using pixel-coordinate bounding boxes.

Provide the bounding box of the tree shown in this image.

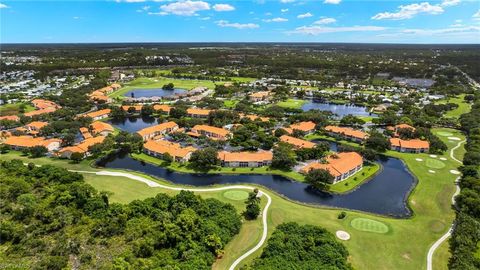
[365,131,390,152]
[127,106,136,114]
[340,114,365,127]
[70,152,84,163]
[29,146,48,158]
[162,83,174,90]
[305,169,333,191]
[189,147,219,170]
[141,104,154,116]
[271,143,297,170]
[163,152,174,164]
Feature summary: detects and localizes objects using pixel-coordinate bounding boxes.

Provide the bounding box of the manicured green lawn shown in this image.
[329,163,381,193]
[436,94,471,118]
[276,98,307,109]
[224,100,239,108]
[350,218,389,234]
[223,190,250,201]
[0,102,35,115]
[1,127,465,270]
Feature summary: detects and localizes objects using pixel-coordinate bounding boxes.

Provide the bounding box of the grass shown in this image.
[223,190,250,201]
[436,94,471,118]
[131,152,306,182]
[350,218,389,234]
[224,100,239,108]
[0,102,35,115]
[436,131,454,137]
[426,158,446,169]
[0,127,465,270]
[276,98,307,109]
[358,115,376,123]
[329,163,381,193]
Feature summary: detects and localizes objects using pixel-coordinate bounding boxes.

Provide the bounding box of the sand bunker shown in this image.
[428,170,436,173]
[429,155,437,158]
[450,170,461,175]
[448,137,461,141]
[415,158,423,162]
[336,231,351,241]
[440,157,447,161]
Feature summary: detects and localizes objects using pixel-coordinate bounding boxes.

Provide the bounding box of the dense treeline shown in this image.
[0,160,241,270]
[247,222,352,270]
[449,94,480,269]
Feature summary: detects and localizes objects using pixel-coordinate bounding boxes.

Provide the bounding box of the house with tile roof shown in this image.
[90,121,114,136]
[283,121,317,135]
[83,109,111,121]
[218,150,273,167]
[3,135,62,152]
[279,135,316,149]
[0,115,20,122]
[249,91,271,102]
[188,125,230,140]
[58,136,106,158]
[390,138,429,153]
[324,125,369,143]
[187,108,212,118]
[25,121,48,132]
[300,152,364,183]
[137,121,179,141]
[143,139,196,163]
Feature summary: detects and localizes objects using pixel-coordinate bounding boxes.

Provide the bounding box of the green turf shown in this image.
[276,99,307,109]
[436,131,453,137]
[0,103,35,115]
[223,190,250,201]
[329,163,381,193]
[426,158,446,169]
[350,218,389,234]
[435,94,471,118]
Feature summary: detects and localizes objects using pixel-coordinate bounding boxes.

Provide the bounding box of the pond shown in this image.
[97,152,415,217]
[108,116,158,133]
[124,88,187,98]
[301,101,376,118]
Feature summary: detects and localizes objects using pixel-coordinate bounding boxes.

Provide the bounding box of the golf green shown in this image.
[426,158,446,169]
[223,190,249,201]
[350,218,389,234]
[437,131,453,137]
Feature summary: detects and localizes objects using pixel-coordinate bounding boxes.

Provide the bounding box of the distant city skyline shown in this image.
[1,0,479,44]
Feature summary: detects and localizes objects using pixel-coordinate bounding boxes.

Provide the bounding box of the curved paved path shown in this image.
[427,139,465,270]
[73,170,272,270]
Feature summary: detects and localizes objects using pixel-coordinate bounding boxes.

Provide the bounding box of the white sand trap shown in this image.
[336,231,350,241]
[450,170,460,175]
[440,157,447,161]
[429,155,437,158]
[448,137,461,141]
[415,158,423,161]
[428,170,436,173]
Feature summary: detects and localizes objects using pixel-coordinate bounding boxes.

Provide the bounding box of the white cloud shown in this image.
[281,0,295,3]
[213,3,235,12]
[401,26,480,35]
[136,5,150,12]
[291,25,386,35]
[160,0,210,16]
[450,23,463,27]
[281,8,289,13]
[0,3,8,8]
[199,16,210,20]
[473,10,480,20]
[265,12,272,16]
[314,17,336,24]
[441,0,460,7]
[455,19,462,23]
[216,20,259,29]
[297,12,313,19]
[263,17,288,23]
[324,0,341,4]
[73,16,80,19]
[372,2,444,20]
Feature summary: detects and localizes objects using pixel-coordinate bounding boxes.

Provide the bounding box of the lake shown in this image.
[301,101,376,118]
[97,152,415,217]
[108,116,158,133]
[124,88,187,98]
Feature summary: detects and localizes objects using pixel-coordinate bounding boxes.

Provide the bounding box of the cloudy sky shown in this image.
[1,0,479,43]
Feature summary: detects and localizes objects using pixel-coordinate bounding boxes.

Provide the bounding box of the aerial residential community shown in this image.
[1,1,480,270]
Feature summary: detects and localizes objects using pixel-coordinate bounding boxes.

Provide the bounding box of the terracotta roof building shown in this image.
[83,109,111,121]
[187,108,212,118]
[249,91,271,102]
[153,104,172,114]
[300,152,364,183]
[285,121,316,135]
[279,135,316,149]
[3,135,62,152]
[58,136,106,158]
[143,140,196,163]
[218,151,273,167]
[25,121,48,131]
[324,125,369,143]
[24,107,57,117]
[90,121,114,136]
[137,121,179,141]
[79,127,93,139]
[188,125,230,140]
[390,138,429,153]
[0,115,20,122]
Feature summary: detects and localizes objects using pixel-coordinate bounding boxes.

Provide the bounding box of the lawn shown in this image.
[329,163,381,193]
[0,102,35,115]
[0,127,465,270]
[224,100,239,108]
[436,94,471,118]
[276,98,307,109]
[109,77,222,99]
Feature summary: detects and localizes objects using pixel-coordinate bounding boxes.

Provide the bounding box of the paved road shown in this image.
[73,170,272,270]
[426,139,465,270]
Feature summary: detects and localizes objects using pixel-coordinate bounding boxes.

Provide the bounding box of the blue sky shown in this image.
[1,0,479,43]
